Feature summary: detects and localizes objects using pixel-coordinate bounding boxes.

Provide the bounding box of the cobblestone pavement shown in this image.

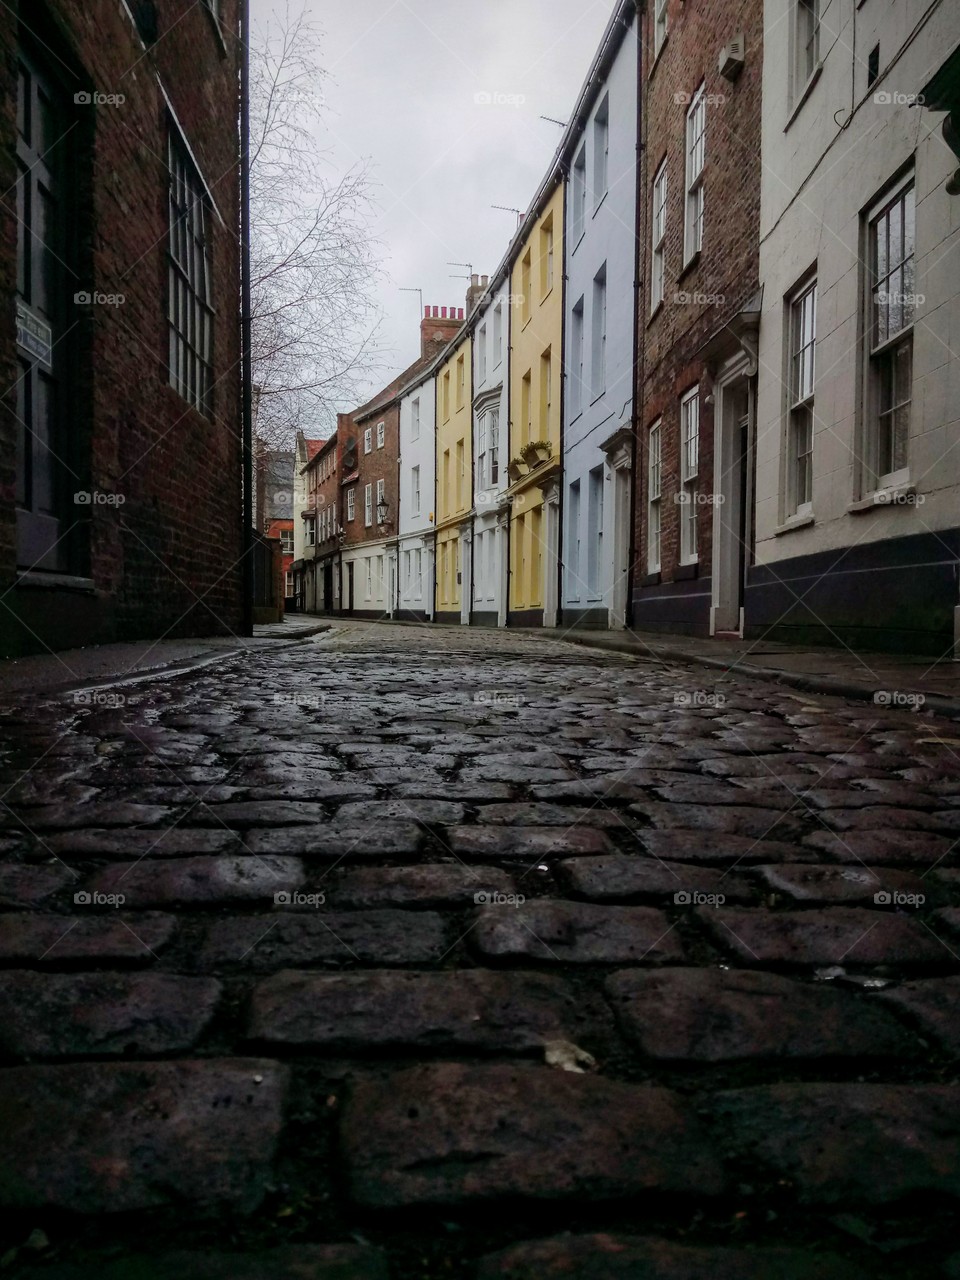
[1,620,959,1278]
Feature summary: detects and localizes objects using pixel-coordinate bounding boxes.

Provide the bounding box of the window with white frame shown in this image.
[376,478,385,522]
[651,159,667,310]
[493,304,503,366]
[566,479,581,600]
[647,421,661,572]
[376,420,385,449]
[285,570,293,596]
[404,549,411,593]
[593,95,609,206]
[280,528,294,555]
[572,145,587,244]
[479,326,487,383]
[477,414,487,490]
[411,397,420,440]
[415,548,423,597]
[489,409,500,485]
[684,85,705,263]
[795,0,821,93]
[571,297,584,417]
[168,133,214,416]
[411,464,420,515]
[346,488,355,521]
[365,557,372,599]
[789,279,817,513]
[654,0,668,57]
[307,516,316,546]
[868,178,915,486]
[680,389,699,561]
[591,265,607,398]
[364,426,372,454]
[364,483,373,526]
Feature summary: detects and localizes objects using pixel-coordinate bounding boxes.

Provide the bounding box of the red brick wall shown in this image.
[633,0,762,627]
[0,0,242,646]
[342,404,400,549]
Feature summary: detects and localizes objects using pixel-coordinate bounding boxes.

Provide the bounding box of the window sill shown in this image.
[677,252,700,283]
[848,480,918,512]
[785,62,823,132]
[16,571,95,594]
[775,512,815,535]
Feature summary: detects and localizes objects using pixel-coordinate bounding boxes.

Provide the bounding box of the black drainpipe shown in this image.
[240,0,254,636]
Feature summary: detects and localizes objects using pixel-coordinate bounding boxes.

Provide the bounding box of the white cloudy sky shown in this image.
[250,0,614,414]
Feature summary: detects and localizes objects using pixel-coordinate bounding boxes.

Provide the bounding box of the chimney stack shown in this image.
[420,302,466,360]
[465,271,487,315]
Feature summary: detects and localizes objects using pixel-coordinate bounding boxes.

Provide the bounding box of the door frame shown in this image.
[710,352,754,636]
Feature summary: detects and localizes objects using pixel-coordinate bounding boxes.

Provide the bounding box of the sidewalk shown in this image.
[560,627,960,717]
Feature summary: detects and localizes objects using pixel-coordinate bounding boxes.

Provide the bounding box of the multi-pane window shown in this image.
[415,548,423,597]
[442,371,450,420]
[540,218,554,296]
[572,146,587,244]
[540,350,552,437]
[567,480,581,600]
[571,298,584,418]
[477,415,487,490]
[411,464,420,515]
[364,483,373,526]
[521,253,532,324]
[654,0,668,57]
[521,372,532,447]
[376,478,385,522]
[280,528,294,555]
[346,487,355,521]
[169,133,214,416]
[489,409,500,485]
[364,426,372,453]
[411,397,420,440]
[456,355,465,409]
[587,466,603,598]
[365,557,372,600]
[684,86,705,263]
[789,280,817,512]
[376,420,385,449]
[591,266,607,398]
[479,326,487,383]
[651,160,667,310]
[868,180,915,483]
[593,95,609,205]
[493,305,503,366]
[680,389,699,561]
[647,421,662,572]
[285,570,294,597]
[796,0,821,91]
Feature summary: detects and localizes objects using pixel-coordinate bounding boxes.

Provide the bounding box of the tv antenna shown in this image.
[540,115,566,128]
[491,205,523,229]
[399,286,423,314]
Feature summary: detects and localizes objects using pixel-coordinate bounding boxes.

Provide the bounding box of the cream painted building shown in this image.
[434,329,473,623]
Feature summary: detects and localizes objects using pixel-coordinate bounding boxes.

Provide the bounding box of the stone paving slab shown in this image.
[249,968,612,1052]
[560,855,754,902]
[708,1083,960,1204]
[448,825,614,860]
[476,802,636,827]
[803,829,956,864]
[44,828,241,858]
[0,1058,287,1212]
[472,900,683,963]
[244,822,422,857]
[0,862,75,905]
[342,1061,726,1206]
[476,1235,875,1279]
[335,799,466,825]
[0,912,175,962]
[50,1245,390,1280]
[323,863,515,908]
[876,976,960,1055]
[0,971,221,1057]
[605,968,918,1061]
[637,830,814,863]
[84,856,305,906]
[631,804,807,841]
[750,863,931,904]
[696,906,947,966]
[198,910,448,970]
[1,803,171,830]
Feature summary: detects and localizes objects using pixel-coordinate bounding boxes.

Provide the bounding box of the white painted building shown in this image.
[560,0,639,630]
[470,275,511,626]
[751,0,960,654]
[397,369,437,621]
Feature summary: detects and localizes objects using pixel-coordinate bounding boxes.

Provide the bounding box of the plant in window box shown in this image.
[507,456,529,483]
[522,439,552,465]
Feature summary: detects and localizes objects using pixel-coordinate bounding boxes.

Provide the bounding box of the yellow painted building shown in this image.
[434,330,472,620]
[507,177,564,624]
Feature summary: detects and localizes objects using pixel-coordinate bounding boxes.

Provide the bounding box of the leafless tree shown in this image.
[250,3,383,449]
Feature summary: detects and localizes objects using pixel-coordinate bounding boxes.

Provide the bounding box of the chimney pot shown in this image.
[481,275,489,287]
[471,273,479,287]
[433,306,438,317]
[442,306,448,318]
[458,308,464,319]
[424,305,429,317]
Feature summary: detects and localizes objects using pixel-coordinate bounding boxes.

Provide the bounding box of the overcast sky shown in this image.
[250,0,615,414]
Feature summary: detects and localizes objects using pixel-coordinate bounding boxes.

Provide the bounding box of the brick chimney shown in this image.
[420,304,464,360]
[465,272,487,315]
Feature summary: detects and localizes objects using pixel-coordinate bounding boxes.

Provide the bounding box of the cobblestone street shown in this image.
[1,621,960,1278]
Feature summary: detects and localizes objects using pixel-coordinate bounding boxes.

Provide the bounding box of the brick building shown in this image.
[298,433,338,614]
[0,0,243,657]
[633,0,763,636]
